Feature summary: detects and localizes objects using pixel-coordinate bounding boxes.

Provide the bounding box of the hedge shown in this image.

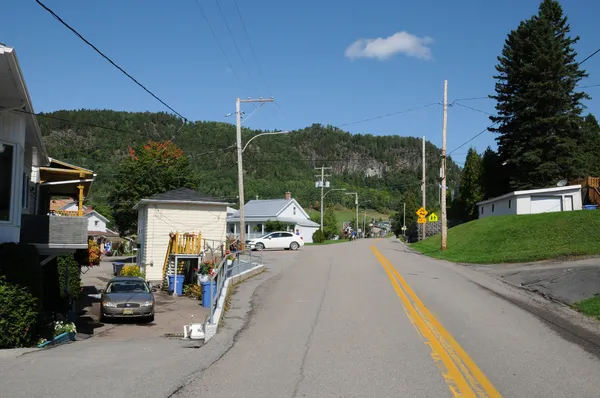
[0,278,40,348]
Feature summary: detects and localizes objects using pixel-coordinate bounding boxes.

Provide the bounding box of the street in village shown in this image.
[2,238,600,397]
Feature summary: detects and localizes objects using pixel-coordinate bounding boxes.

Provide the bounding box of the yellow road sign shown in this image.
[416,207,428,217]
[428,213,438,222]
[417,216,427,224]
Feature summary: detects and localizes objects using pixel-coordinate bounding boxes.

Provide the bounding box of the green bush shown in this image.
[264,220,290,233]
[312,229,326,243]
[0,243,42,299]
[57,255,81,303]
[0,278,40,348]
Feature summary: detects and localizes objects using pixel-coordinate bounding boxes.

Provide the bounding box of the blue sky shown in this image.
[3,0,600,165]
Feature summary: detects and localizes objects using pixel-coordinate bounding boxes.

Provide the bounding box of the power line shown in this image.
[34,0,188,122]
[193,0,248,95]
[448,122,499,156]
[451,102,496,116]
[213,0,256,94]
[451,97,490,102]
[337,102,441,128]
[579,48,600,66]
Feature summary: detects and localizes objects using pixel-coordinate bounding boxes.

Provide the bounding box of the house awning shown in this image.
[39,158,96,197]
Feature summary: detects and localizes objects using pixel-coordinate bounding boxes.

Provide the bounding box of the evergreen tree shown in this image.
[480,147,510,199]
[457,148,483,220]
[489,0,589,190]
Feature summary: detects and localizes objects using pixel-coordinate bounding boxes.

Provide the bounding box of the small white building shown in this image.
[476,185,583,219]
[134,188,231,283]
[226,192,320,243]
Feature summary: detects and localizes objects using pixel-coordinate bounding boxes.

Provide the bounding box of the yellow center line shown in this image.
[370,245,502,398]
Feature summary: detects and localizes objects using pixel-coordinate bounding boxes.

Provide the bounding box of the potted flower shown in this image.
[197,260,215,283]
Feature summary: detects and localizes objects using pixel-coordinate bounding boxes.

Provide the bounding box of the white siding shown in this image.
[87,214,106,232]
[278,200,309,219]
[141,203,228,282]
[296,225,318,243]
[0,112,26,243]
[530,196,562,214]
[137,206,148,268]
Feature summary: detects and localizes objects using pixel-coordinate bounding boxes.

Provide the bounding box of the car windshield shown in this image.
[106,280,149,294]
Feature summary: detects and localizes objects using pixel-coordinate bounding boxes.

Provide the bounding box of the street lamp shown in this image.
[321,188,346,230]
[236,130,290,250]
[358,200,371,238]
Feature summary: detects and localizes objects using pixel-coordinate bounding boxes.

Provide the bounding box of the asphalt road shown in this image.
[176,238,600,398]
[2,239,600,397]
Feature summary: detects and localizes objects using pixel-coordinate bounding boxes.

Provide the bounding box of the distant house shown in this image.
[48,199,119,238]
[226,192,320,243]
[1,43,94,263]
[476,185,583,219]
[134,188,231,284]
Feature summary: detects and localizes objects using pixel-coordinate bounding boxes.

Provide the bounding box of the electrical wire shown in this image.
[451,102,496,116]
[578,48,600,66]
[447,122,499,156]
[336,102,441,128]
[34,0,188,122]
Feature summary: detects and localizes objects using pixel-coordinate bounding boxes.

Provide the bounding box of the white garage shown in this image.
[476,185,582,219]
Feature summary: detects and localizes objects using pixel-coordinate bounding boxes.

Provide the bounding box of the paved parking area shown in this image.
[77,257,209,341]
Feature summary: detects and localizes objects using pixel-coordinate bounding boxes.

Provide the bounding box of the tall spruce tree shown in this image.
[489,0,589,190]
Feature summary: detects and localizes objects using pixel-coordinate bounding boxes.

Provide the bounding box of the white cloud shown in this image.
[345,31,433,61]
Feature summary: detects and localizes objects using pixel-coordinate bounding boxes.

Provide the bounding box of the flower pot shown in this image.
[198,274,210,283]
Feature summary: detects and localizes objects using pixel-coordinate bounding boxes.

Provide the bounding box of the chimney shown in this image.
[285,191,291,201]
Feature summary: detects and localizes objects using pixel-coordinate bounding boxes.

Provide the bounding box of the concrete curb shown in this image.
[204,264,265,342]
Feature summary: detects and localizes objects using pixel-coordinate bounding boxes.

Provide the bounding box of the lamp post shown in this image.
[357,199,371,238]
[345,192,358,236]
[321,188,346,230]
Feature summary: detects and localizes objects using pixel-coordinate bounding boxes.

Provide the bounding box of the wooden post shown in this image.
[77,185,84,216]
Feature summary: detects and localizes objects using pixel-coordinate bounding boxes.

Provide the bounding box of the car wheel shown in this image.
[255,242,265,250]
[290,242,299,251]
[99,313,107,324]
[147,315,155,323]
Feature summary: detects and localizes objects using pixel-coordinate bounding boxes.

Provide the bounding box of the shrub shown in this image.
[0,277,40,348]
[56,255,81,303]
[120,265,145,278]
[0,242,42,299]
[312,229,326,243]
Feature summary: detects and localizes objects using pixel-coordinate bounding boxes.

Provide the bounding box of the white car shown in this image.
[247,231,304,251]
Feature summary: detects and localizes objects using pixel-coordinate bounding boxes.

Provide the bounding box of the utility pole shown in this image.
[403,202,406,237]
[315,166,332,230]
[441,80,448,250]
[363,211,366,238]
[345,192,358,237]
[236,97,274,250]
[421,136,426,241]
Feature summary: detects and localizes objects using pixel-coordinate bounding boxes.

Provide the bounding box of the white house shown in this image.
[0,43,94,261]
[226,192,320,243]
[476,185,583,219]
[134,188,232,284]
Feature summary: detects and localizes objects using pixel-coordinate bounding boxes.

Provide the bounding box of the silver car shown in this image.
[99,276,156,323]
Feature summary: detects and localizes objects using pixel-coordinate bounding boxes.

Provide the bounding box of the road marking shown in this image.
[370,246,501,398]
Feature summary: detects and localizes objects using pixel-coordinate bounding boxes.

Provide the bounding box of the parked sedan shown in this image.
[247,231,304,251]
[99,276,156,323]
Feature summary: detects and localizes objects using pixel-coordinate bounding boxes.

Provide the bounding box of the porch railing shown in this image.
[208,248,263,324]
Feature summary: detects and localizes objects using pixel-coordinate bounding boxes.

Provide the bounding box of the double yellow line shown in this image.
[370,245,501,398]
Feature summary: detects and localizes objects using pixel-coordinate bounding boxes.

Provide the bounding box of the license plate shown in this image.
[123,309,134,315]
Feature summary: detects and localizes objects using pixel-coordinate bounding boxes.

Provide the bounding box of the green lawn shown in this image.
[305,239,349,246]
[410,210,600,264]
[573,296,600,320]
[307,206,390,229]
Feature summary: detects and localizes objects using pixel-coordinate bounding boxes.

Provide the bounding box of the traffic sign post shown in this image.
[428,213,438,222]
[417,217,427,224]
[416,207,428,218]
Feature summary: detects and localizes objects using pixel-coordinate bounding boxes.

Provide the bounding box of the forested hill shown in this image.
[37,109,461,213]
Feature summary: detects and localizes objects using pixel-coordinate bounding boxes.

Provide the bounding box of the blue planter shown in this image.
[583,204,598,211]
[201,281,217,308]
[37,331,76,348]
[168,275,185,296]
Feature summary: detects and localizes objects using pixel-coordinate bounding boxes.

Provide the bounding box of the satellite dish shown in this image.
[556,179,568,187]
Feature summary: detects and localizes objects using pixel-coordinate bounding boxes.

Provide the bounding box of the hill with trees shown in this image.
[37,110,462,229]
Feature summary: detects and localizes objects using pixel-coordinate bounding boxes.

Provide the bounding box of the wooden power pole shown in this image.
[421,136,426,240]
[441,80,448,250]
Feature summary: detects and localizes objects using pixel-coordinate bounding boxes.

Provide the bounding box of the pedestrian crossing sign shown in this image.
[428,213,438,222]
[417,216,427,224]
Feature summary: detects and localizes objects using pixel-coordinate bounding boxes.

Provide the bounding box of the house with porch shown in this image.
[226,192,320,243]
[0,43,94,264]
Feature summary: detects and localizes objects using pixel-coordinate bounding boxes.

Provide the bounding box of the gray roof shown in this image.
[231,199,290,218]
[134,188,231,209]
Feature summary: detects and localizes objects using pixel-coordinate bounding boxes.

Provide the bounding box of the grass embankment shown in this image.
[411,210,600,264]
[305,239,349,246]
[307,205,390,229]
[573,296,600,320]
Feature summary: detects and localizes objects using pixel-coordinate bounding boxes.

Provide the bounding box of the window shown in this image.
[492,204,495,212]
[94,220,99,226]
[508,199,512,209]
[293,207,297,215]
[481,207,484,214]
[0,143,15,221]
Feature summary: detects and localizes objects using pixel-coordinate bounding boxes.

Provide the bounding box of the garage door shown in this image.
[530,196,562,214]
